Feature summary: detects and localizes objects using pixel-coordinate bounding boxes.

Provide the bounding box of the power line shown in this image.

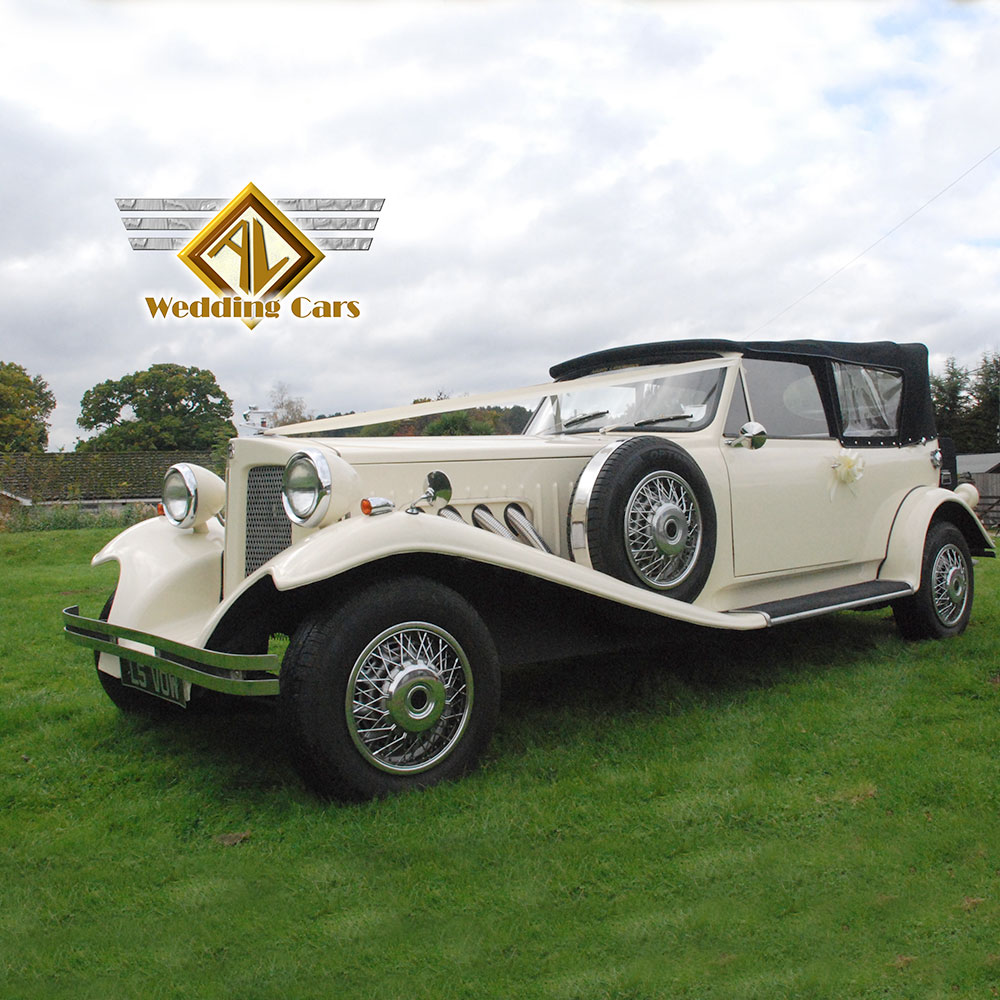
[749,140,1000,336]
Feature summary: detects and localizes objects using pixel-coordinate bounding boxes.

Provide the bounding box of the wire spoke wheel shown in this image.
[347,622,473,774]
[624,471,702,590]
[892,522,974,640]
[280,577,500,800]
[930,543,969,627]
[570,437,716,602]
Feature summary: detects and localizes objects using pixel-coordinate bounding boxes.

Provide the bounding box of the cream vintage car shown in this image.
[63,339,994,800]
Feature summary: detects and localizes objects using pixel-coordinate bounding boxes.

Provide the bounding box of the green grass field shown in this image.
[3,527,999,999]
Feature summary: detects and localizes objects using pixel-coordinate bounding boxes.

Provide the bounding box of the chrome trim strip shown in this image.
[568,438,631,569]
[63,606,280,696]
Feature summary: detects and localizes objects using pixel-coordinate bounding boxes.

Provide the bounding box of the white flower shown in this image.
[830,450,865,499]
[833,450,865,484]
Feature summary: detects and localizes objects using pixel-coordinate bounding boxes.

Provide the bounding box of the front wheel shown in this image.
[893,522,974,640]
[279,577,501,800]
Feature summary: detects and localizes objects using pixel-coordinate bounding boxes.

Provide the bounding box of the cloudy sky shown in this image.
[2,0,999,450]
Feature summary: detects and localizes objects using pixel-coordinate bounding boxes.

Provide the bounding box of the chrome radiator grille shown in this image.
[245,465,291,576]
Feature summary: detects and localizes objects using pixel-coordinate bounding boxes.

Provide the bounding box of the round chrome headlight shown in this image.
[282,449,333,527]
[162,463,226,530]
[163,464,199,528]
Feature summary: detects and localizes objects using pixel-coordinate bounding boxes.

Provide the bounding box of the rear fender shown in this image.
[880,488,993,585]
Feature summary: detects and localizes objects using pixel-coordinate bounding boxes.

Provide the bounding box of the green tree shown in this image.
[76,363,236,452]
[963,351,1000,453]
[930,356,973,451]
[424,411,494,436]
[0,362,56,452]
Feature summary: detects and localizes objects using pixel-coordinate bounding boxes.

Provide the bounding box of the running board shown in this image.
[732,580,914,626]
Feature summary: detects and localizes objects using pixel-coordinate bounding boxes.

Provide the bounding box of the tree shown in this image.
[0,362,56,452]
[930,356,973,450]
[929,352,1000,454]
[424,411,496,436]
[76,363,236,452]
[963,351,1000,453]
[269,381,313,425]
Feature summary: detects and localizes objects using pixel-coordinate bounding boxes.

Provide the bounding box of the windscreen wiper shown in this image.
[556,410,610,432]
[606,413,693,431]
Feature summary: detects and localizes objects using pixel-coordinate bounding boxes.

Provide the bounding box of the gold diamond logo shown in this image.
[178,182,324,329]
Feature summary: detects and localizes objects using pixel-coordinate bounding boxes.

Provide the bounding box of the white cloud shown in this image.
[2,0,1000,449]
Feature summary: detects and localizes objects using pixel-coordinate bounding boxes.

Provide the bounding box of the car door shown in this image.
[722,358,897,577]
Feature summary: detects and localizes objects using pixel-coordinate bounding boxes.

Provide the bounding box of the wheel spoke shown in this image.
[930,543,968,626]
[346,622,473,774]
[624,470,703,590]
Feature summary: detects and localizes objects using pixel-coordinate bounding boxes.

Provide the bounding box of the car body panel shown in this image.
[66,339,993,699]
[879,487,992,583]
[91,516,223,678]
[722,438,937,576]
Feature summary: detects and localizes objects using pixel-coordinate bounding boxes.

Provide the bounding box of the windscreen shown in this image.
[524,367,726,435]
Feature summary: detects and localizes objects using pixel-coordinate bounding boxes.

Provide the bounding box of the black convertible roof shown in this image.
[550,339,936,445]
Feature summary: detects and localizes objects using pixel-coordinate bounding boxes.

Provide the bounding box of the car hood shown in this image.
[309,433,607,465]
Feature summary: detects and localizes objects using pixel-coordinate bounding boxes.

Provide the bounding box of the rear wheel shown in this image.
[893,522,973,640]
[280,577,501,800]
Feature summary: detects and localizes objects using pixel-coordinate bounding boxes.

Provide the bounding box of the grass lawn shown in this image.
[2,527,999,999]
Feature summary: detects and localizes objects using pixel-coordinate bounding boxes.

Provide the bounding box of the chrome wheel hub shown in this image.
[346,622,473,774]
[946,566,966,605]
[650,502,689,557]
[932,544,969,626]
[624,471,702,590]
[385,665,447,732]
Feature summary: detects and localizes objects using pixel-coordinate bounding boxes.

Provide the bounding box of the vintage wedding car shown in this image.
[64,339,993,799]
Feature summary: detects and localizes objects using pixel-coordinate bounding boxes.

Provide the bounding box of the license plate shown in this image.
[120,660,187,707]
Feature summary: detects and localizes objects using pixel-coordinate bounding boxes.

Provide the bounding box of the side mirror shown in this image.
[407,470,453,513]
[425,470,452,504]
[727,421,767,450]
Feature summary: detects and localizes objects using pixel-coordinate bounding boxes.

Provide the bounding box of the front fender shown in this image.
[94,516,224,658]
[880,487,994,585]
[249,509,768,631]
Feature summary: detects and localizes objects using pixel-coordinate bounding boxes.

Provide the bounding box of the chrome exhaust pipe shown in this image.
[504,503,551,552]
[438,505,465,524]
[471,504,517,541]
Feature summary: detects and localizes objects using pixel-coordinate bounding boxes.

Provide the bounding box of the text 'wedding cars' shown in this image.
[64,339,993,799]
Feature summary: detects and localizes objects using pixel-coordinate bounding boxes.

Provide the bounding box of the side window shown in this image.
[742,359,831,439]
[723,372,751,437]
[833,362,902,440]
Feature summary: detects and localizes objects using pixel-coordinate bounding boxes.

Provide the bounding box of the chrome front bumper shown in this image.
[62,606,280,697]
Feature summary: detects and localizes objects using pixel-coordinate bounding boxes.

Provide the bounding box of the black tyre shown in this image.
[94,592,181,715]
[570,436,716,602]
[279,576,501,801]
[893,521,973,640]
